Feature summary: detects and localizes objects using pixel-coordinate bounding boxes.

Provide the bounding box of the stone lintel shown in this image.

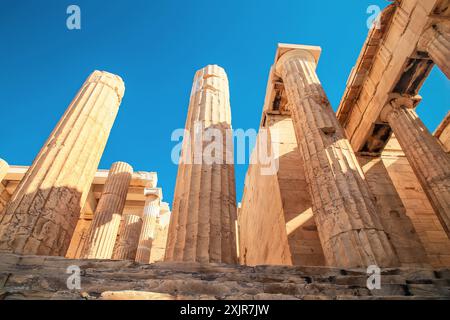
[275,43,322,66]
[4,166,157,189]
[144,187,162,200]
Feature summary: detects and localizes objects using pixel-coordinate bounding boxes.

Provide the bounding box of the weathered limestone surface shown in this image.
[82,162,133,259]
[135,189,160,264]
[382,96,450,238]
[419,22,450,78]
[358,155,429,267]
[0,159,8,183]
[65,216,92,259]
[275,46,398,268]
[166,65,237,264]
[238,121,292,266]
[149,202,171,263]
[0,253,449,300]
[0,184,10,217]
[382,135,450,267]
[0,160,10,215]
[239,114,324,266]
[0,71,125,256]
[113,213,142,260]
[435,111,450,152]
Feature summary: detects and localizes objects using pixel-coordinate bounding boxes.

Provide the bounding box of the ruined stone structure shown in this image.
[1,165,170,263]
[239,0,450,270]
[0,71,125,256]
[0,0,449,300]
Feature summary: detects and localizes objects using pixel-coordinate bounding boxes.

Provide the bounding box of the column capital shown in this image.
[274,44,321,76]
[144,187,162,200]
[380,93,422,122]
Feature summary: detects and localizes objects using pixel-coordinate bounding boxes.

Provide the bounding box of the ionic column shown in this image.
[275,47,398,268]
[419,22,450,79]
[82,161,133,259]
[0,71,125,256]
[165,65,237,264]
[112,213,142,260]
[135,188,161,264]
[149,202,171,263]
[381,94,450,238]
[0,159,9,183]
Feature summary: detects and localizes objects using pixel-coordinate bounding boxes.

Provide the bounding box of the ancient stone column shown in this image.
[419,22,450,79]
[135,188,161,264]
[381,94,450,238]
[0,159,10,216]
[149,202,171,263]
[165,65,237,264]
[0,159,9,183]
[82,161,133,259]
[275,47,398,268]
[112,213,142,260]
[0,71,125,256]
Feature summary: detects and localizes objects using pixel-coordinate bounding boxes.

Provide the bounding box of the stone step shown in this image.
[0,254,449,300]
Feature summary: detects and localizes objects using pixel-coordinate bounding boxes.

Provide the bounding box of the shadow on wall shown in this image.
[0,186,83,257]
[238,114,325,267]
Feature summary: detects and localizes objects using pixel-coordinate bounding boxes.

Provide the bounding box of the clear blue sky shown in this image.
[1,0,448,206]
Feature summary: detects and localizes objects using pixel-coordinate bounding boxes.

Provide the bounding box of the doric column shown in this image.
[275,47,398,268]
[419,22,450,79]
[0,159,9,183]
[135,188,161,264]
[112,213,142,260]
[0,71,125,256]
[381,94,450,238]
[165,65,237,264]
[82,162,133,259]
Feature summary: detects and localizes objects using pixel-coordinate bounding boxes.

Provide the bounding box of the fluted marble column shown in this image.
[381,94,450,238]
[275,47,398,268]
[165,65,237,264]
[82,162,133,259]
[112,213,142,260]
[419,22,450,79]
[0,159,9,183]
[135,188,161,263]
[0,71,125,256]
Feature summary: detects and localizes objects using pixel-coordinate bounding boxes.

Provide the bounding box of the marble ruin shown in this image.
[0,0,449,299]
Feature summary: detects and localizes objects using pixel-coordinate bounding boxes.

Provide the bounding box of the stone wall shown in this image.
[238,114,324,266]
[239,115,450,268]
[358,155,429,267]
[382,135,450,267]
[0,253,449,300]
[149,211,170,263]
[66,216,93,259]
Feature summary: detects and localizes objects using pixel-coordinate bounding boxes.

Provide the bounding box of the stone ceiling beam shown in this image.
[336,0,447,153]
